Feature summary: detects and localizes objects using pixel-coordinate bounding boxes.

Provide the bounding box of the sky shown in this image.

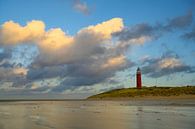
[0,0,195,99]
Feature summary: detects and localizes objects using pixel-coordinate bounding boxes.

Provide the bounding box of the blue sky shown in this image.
[0,0,195,99]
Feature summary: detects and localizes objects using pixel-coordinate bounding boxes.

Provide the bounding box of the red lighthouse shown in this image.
[136,67,142,89]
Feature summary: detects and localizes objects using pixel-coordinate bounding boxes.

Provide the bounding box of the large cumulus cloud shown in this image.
[0,18,134,92]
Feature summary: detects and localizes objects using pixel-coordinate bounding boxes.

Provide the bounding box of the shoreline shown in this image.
[0,95,194,102]
[0,99,84,102]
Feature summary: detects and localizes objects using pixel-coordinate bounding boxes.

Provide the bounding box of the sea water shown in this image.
[0,100,195,129]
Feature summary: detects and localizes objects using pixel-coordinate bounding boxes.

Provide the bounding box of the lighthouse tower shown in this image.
[136,67,142,89]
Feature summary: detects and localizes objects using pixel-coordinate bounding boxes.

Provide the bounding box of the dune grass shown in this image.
[87,86,195,99]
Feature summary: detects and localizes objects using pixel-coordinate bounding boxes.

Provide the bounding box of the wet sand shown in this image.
[0,99,195,129]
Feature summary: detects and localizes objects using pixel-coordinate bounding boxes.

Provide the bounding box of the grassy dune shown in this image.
[87,86,195,100]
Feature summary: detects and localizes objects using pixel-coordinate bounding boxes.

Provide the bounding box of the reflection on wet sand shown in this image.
[0,101,195,129]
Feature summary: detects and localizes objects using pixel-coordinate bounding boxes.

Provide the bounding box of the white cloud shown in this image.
[0,20,45,44]
[13,67,28,76]
[84,18,124,39]
[0,18,125,66]
[128,35,152,44]
[141,54,195,78]
[0,18,133,91]
[37,28,73,51]
[0,67,28,80]
[102,55,126,69]
[158,57,182,69]
[73,0,90,15]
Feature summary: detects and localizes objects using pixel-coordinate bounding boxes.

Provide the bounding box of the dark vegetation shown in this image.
[87,86,195,99]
